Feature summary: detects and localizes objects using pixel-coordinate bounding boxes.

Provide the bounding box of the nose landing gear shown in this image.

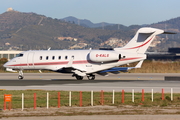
[18,70,24,80]
[73,74,95,80]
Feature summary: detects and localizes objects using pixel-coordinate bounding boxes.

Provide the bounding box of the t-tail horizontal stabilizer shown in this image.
[100,60,144,73]
[163,31,176,34]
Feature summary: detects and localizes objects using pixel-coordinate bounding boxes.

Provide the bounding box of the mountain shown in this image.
[0,10,180,52]
[61,16,114,28]
[0,11,134,50]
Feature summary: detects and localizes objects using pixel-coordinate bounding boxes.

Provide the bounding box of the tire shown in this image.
[75,75,83,80]
[87,75,95,80]
[18,75,23,80]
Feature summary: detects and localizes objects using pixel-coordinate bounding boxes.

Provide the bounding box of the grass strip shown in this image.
[0,90,180,109]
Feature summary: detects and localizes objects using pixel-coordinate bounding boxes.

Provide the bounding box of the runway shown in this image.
[0,73,180,92]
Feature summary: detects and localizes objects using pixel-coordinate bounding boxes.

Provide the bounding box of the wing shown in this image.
[55,57,86,76]
[98,60,144,76]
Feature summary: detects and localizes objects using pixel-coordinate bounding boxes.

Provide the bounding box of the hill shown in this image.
[61,16,114,28]
[0,10,180,51]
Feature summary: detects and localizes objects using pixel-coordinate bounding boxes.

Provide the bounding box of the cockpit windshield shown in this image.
[16,53,23,57]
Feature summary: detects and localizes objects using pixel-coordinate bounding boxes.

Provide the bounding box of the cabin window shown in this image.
[46,56,49,60]
[59,56,61,60]
[16,53,23,57]
[65,56,68,60]
[52,56,55,60]
[40,56,42,60]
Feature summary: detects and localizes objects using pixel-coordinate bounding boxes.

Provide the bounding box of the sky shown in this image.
[0,0,180,26]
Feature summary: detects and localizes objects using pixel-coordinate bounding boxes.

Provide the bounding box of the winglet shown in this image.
[134,60,144,68]
[127,60,144,70]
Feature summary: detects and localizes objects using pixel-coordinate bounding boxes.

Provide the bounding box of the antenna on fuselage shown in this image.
[48,47,51,51]
[89,48,92,53]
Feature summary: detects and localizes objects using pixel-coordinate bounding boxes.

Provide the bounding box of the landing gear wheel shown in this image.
[18,75,24,80]
[75,75,83,80]
[87,75,95,80]
[18,70,24,80]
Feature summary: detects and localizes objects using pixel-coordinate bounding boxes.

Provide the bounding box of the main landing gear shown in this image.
[18,70,24,80]
[87,74,95,80]
[75,75,83,80]
[72,74,83,80]
[73,74,95,80]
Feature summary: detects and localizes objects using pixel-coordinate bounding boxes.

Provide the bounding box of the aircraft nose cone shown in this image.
[3,63,7,68]
[3,62,9,68]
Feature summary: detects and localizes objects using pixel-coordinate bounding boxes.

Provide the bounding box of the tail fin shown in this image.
[115,27,165,53]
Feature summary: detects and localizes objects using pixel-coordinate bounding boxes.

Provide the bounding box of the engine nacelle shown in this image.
[89,50,121,62]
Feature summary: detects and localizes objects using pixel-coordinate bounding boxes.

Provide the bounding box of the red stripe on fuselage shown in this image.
[8,60,89,66]
[9,63,27,66]
[119,57,142,61]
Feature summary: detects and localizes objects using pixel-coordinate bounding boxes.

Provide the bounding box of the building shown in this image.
[7,8,14,12]
[147,48,180,61]
[0,51,23,60]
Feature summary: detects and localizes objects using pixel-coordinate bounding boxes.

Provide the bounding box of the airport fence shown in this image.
[0,88,179,111]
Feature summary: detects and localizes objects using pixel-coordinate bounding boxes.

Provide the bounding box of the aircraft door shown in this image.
[27,52,34,68]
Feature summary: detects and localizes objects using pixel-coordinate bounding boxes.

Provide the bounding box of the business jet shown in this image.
[3,27,175,80]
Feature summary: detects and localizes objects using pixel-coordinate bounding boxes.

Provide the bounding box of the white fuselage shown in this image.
[4,49,146,75]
